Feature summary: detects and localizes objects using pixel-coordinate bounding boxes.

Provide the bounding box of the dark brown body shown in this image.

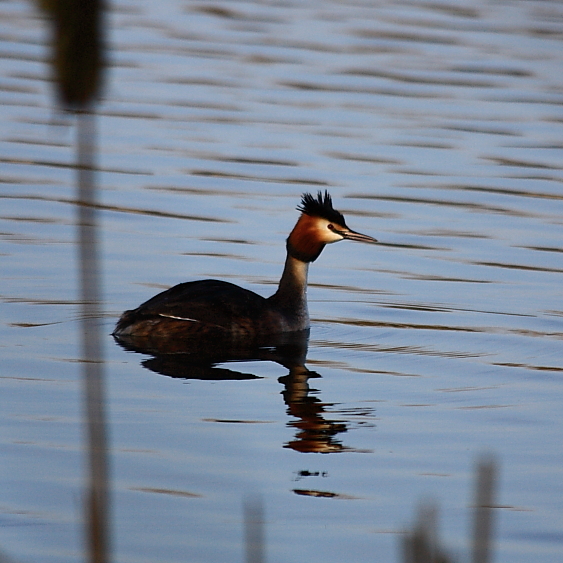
[113,276,308,345]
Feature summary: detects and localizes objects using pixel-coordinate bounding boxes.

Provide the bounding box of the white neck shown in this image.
[267,254,310,329]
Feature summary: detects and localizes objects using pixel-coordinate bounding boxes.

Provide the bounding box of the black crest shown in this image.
[297,191,347,226]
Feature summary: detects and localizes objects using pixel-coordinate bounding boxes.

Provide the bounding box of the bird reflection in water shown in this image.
[114,329,352,454]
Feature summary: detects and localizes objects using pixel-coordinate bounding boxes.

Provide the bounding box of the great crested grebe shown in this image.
[113,191,377,342]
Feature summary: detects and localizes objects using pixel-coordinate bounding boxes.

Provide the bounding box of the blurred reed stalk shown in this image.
[402,456,498,563]
[244,495,266,563]
[472,457,497,563]
[38,1,109,561]
[401,504,452,563]
[77,110,109,563]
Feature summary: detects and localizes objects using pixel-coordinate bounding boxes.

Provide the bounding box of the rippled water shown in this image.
[2,0,563,562]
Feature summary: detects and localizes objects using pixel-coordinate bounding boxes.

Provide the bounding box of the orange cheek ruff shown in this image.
[287,216,326,261]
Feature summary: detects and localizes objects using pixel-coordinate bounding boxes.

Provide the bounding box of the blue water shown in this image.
[1,0,562,562]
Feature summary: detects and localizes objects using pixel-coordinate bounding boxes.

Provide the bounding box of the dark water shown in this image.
[1,0,563,562]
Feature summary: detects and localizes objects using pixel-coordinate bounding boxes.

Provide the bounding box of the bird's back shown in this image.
[114,279,278,342]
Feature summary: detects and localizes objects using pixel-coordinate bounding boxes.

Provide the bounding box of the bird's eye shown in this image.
[327,224,335,231]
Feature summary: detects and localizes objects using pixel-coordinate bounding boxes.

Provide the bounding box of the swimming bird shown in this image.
[113,191,377,343]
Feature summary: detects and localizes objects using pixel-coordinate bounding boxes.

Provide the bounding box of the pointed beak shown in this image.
[342,228,378,244]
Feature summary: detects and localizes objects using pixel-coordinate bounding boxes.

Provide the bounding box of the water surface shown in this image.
[1,0,562,562]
